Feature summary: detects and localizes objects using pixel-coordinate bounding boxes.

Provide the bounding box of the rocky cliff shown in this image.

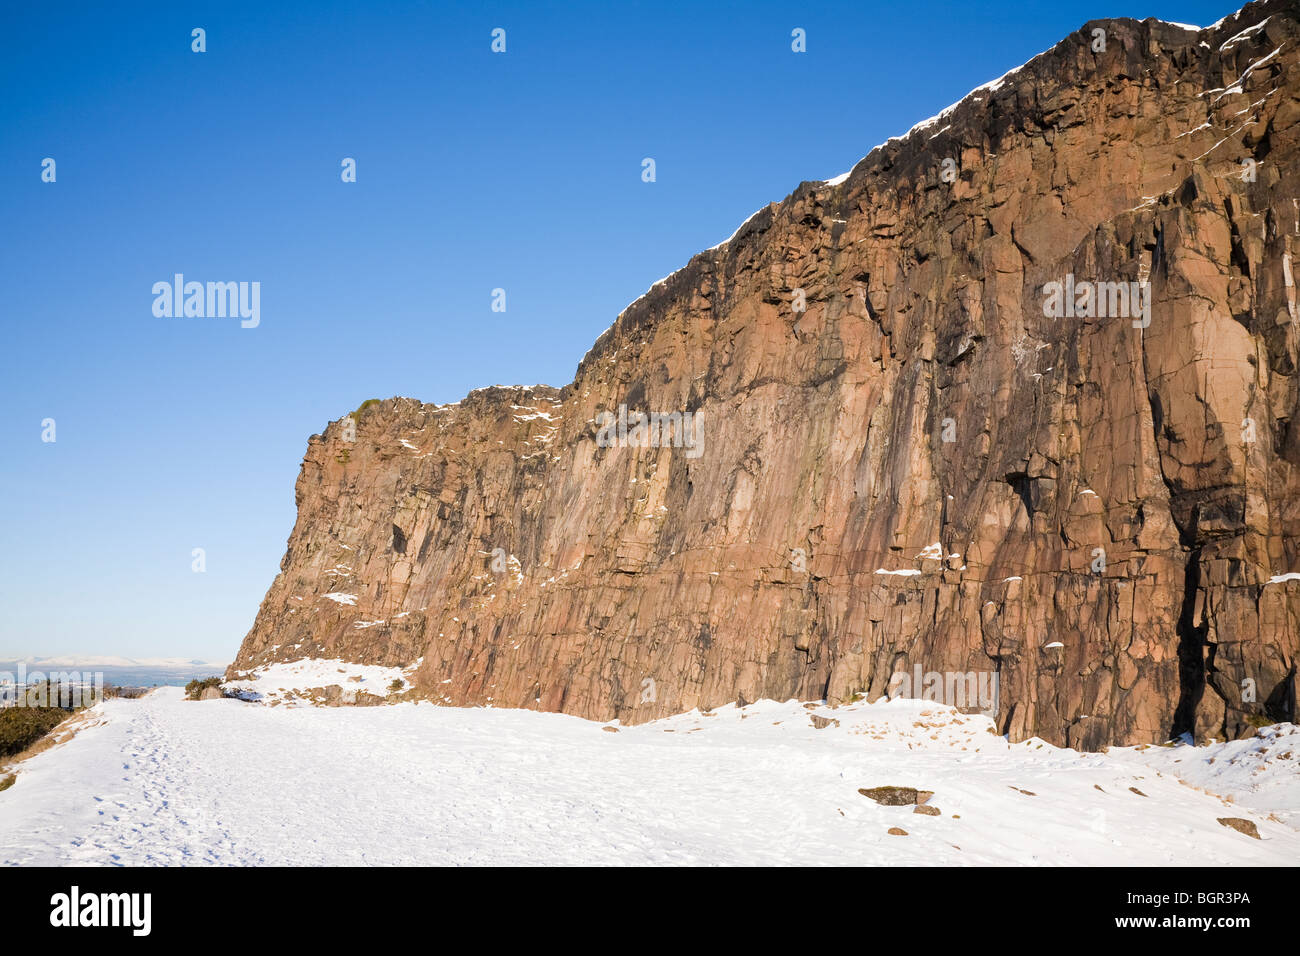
[231,0,1300,748]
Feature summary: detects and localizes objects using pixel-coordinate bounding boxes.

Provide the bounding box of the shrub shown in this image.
[0,708,69,759]
[184,677,224,700]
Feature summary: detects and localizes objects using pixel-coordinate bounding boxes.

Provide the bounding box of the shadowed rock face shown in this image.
[231,0,1300,748]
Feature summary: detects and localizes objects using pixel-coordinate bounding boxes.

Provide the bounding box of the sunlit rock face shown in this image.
[231,1,1300,749]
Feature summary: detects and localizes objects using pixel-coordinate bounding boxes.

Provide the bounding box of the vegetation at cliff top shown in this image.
[352,398,381,419]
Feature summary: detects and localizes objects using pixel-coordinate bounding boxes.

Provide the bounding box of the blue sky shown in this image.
[0,0,1235,662]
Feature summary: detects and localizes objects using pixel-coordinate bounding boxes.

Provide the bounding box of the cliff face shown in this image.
[231,0,1300,748]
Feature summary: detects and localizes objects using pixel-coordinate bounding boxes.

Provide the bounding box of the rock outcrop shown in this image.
[230,0,1300,748]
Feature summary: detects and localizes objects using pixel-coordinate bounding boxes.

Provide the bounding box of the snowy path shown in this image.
[0,688,1296,865]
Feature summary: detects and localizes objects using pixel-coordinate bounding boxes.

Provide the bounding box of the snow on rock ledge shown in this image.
[224,658,421,706]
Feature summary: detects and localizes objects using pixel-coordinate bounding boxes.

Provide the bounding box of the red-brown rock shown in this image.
[230,1,1300,749]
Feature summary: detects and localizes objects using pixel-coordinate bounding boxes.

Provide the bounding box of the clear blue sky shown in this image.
[0,0,1235,662]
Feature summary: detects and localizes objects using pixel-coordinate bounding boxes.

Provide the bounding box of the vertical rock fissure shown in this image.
[1171,547,1208,741]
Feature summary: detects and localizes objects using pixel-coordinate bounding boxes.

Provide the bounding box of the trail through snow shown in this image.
[1,688,1296,865]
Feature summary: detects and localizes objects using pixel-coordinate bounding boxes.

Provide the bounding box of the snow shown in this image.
[916,542,943,560]
[1178,120,1214,138]
[585,265,690,366]
[606,41,1045,350]
[707,204,770,251]
[1119,723,1300,828]
[581,13,1275,381]
[817,85,1001,195]
[1267,572,1300,584]
[812,16,1264,196]
[1213,46,1285,102]
[224,658,415,703]
[888,66,1021,142]
[875,568,922,577]
[1220,18,1269,51]
[322,592,357,606]
[817,66,1027,197]
[0,689,1295,865]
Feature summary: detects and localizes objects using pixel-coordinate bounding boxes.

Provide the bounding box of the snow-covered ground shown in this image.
[224,657,417,703]
[0,688,1295,865]
[1117,722,1300,829]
